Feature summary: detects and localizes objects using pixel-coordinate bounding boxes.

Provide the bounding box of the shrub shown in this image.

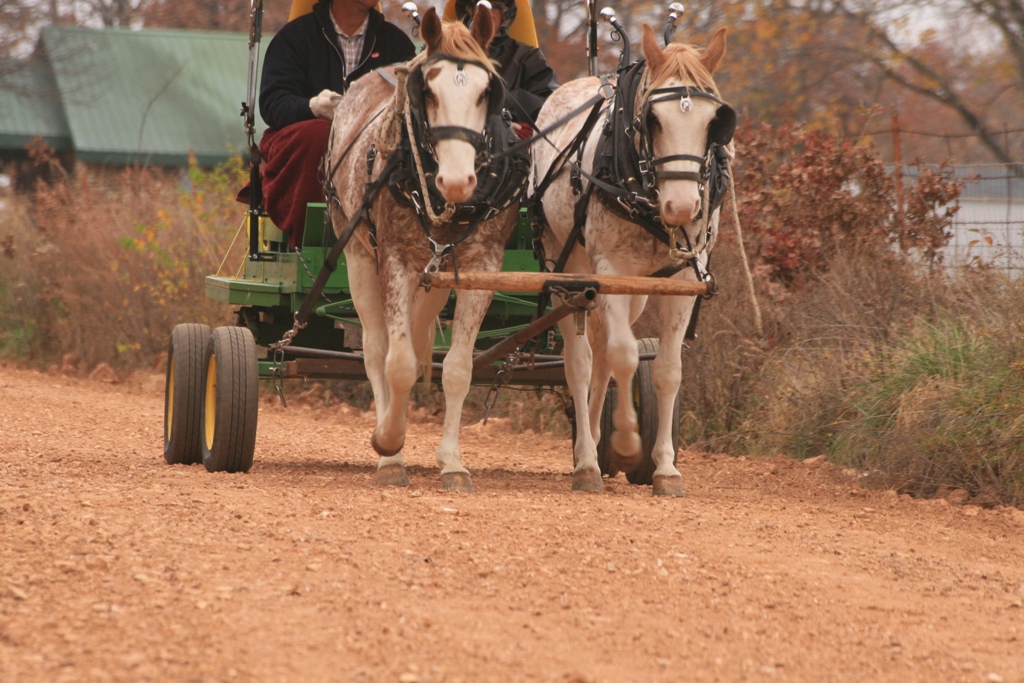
[0,146,246,370]
[736,123,960,288]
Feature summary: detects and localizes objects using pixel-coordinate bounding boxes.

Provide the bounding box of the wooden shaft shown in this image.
[472,302,578,372]
[423,271,709,297]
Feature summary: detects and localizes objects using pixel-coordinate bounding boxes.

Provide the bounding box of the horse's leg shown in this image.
[586,320,610,445]
[407,283,449,395]
[586,291,648,463]
[601,293,642,467]
[649,293,696,497]
[345,247,390,429]
[555,305,601,492]
[434,288,492,493]
[371,271,421,485]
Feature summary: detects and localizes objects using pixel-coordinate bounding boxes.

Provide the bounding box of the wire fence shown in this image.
[903,163,1024,273]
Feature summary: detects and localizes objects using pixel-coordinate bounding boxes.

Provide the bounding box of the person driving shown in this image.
[455,0,558,137]
[253,0,416,248]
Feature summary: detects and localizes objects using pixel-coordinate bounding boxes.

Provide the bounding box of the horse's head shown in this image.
[639,25,734,228]
[413,6,501,204]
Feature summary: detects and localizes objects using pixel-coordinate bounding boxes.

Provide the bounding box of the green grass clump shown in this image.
[832,319,1024,503]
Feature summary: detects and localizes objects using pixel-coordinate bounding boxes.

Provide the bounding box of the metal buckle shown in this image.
[632,191,656,208]
[425,237,451,274]
[668,227,689,261]
[616,195,637,215]
[365,144,378,173]
[638,159,656,191]
[408,190,423,214]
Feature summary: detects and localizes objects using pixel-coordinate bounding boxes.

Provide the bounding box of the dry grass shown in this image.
[712,257,1024,506]
[0,153,246,370]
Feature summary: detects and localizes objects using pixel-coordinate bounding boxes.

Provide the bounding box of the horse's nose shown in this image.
[662,197,700,226]
[435,171,477,204]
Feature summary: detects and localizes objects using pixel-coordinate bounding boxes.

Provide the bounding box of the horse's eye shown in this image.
[477,88,490,107]
[424,89,437,104]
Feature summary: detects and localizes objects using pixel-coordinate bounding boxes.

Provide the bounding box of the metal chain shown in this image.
[271,346,288,407]
[482,348,522,423]
[295,247,332,304]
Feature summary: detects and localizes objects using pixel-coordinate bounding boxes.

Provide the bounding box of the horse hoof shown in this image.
[441,472,474,493]
[376,463,410,487]
[610,429,642,459]
[371,430,404,457]
[572,468,603,492]
[652,475,686,497]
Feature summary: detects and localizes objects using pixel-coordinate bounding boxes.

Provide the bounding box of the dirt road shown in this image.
[1,365,1022,683]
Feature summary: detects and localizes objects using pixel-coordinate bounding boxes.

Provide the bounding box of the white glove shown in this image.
[310,89,342,119]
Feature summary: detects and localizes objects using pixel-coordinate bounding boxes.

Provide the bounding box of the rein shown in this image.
[486,78,615,168]
[273,145,403,353]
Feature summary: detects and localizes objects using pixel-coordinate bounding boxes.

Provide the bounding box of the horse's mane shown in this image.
[421,21,499,76]
[640,43,719,100]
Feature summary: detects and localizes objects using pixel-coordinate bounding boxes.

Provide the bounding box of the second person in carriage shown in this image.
[455,0,558,138]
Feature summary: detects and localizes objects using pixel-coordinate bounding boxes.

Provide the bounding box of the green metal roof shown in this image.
[0,57,73,153]
[35,25,269,167]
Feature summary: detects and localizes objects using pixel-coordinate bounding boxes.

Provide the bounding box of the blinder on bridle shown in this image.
[636,86,736,192]
[404,55,506,162]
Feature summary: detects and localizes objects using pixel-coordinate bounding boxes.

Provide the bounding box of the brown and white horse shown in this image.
[532,26,734,495]
[327,7,523,492]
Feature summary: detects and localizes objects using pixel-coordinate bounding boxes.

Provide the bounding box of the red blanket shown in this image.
[237,118,332,249]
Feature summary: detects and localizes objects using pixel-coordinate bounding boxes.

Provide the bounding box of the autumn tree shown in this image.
[735,122,961,289]
[699,0,1022,163]
[826,0,1024,164]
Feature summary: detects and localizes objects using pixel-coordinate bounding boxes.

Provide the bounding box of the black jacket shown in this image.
[259,1,415,129]
[489,34,558,124]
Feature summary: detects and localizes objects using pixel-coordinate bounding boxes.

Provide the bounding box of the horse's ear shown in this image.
[641,24,666,74]
[701,27,727,74]
[470,4,495,51]
[421,7,443,53]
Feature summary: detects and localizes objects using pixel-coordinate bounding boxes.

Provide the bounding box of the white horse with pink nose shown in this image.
[327,5,524,492]
[532,25,735,495]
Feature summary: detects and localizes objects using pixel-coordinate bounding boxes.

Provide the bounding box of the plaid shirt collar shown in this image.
[331,13,368,76]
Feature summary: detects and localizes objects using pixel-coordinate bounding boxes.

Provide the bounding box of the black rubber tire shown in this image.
[626,338,681,486]
[164,323,211,465]
[569,390,619,477]
[596,387,618,477]
[201,326,259,473]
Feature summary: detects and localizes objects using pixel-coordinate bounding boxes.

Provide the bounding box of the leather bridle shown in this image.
[405,55,506,168]
[636,85,736,193]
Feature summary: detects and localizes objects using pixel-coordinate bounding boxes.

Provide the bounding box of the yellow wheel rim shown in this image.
[166,354,175,440]
[204,355,217,449]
